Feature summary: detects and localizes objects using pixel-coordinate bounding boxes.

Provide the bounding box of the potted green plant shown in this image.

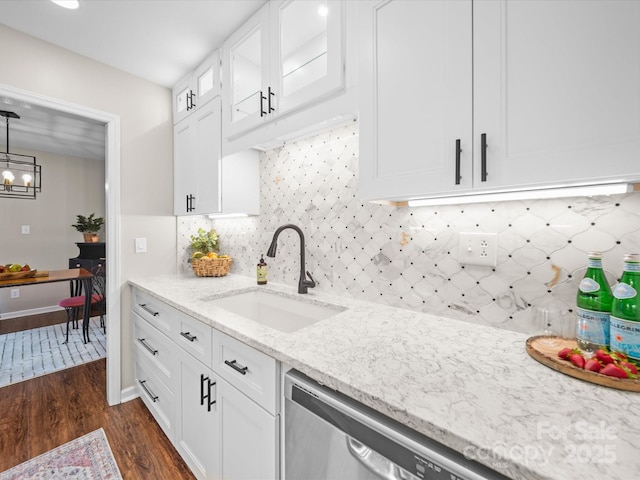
[72,213,104,243]
[189,228,219,256]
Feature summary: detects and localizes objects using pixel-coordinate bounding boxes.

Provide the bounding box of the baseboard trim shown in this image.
[120,385,139,403]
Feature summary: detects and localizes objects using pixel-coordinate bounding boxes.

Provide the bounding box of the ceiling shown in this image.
[0,0,265,161]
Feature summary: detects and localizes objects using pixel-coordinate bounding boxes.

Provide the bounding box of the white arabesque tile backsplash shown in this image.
[177,121,640,334]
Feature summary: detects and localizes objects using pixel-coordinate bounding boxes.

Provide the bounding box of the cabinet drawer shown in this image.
[132,289,178,337]
[213,331,279,415]
[173,309,213,368]
[133,312,177,391]
[135,355,176,441]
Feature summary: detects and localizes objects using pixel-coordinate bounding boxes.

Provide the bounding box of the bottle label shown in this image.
[587,258,603,268]
[623,262,640,273]
[576,308,609,346]
[613,282,637,300]
[610,316,640,361]
[257,265,267,283]
[579,278,600,293]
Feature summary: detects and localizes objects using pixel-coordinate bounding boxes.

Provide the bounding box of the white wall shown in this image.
[0,147,105,316]
[0,24,177,389]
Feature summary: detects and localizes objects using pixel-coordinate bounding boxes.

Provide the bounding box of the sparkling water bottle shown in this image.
[576,252,612,353]
[610,253,640,361]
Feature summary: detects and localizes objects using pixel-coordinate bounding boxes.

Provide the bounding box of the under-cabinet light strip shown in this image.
[406,183,634,207]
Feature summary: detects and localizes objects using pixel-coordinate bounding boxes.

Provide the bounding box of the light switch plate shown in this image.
[458,232,498,267]
[135,237,147,253]
[21,225,30,234]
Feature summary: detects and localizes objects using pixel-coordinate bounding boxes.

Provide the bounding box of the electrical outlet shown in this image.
[10,288,19,299]
[458,232,498,267]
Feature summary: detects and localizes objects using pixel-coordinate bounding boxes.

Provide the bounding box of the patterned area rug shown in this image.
[0,429,122,479]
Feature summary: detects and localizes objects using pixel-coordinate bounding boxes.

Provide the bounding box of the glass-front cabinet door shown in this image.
[272,0,344,116]
[223,3,270,139]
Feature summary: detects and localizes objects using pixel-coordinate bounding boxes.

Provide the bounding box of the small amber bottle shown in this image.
[257,255,268,285]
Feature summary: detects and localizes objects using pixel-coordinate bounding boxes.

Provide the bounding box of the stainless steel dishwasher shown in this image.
[284,370,509,480]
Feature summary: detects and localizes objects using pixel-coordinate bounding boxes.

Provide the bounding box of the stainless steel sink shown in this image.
[209,289,345,333]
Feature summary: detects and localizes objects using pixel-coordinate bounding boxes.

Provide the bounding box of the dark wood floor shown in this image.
[0,309,67,335]
[0,359,195,479]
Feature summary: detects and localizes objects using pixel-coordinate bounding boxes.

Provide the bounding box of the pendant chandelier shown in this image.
[1,110,42,200]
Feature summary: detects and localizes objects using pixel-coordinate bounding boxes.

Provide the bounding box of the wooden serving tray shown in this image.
[0,269,37,280]
[526,336,640,392]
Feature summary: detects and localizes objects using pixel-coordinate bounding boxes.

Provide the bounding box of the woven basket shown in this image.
[192,257,232,277]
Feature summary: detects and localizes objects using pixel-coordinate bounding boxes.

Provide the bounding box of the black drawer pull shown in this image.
[224,359,248,375]
[137,338,158,356]
[139,380,158,402]
[139,304,159,317]
[180,331,197,342]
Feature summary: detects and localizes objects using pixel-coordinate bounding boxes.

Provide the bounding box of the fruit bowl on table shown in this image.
[0,269,37,280]
[526,335,640,392]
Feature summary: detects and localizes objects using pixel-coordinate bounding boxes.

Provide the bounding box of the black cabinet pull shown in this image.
[200,374,217,412]
[268,86,275,113]
[187,90,196,110]
[139,380,158,403]
[481,133,488,182]
[260,90,266,117]
[186,194,195,212]
[455,139,462,185]
[224,359,248,375]
[138,304,159,317]
[180,331,197,342]
[137,338,158,356]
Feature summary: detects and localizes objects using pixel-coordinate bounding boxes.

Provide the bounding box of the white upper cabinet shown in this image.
[474,0,640,192]
[223,4,271,138]
[174,98,222,216]
[358,0,472,201]
[360,0,640,202]
[173,51,221,124]
[223,0,346,141]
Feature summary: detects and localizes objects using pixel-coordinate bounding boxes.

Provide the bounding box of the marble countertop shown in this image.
[129,273,640,480]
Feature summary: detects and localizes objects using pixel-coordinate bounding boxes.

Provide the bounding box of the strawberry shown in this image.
[584,359,602,372]
[557,347,573,360]
[595,349,614,365]
[619,361,638,376]
[570,353,586,369]
[600,363,629,378]
[612,351,628,362]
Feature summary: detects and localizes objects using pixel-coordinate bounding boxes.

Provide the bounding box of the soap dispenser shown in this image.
[257,254,268,285]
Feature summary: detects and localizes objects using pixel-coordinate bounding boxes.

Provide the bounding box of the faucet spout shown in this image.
[266,224,316,294]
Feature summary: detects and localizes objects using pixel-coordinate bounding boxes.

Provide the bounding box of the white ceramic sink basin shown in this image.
[209,289,345,333]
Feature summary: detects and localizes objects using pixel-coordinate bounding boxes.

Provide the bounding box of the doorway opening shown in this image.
[0,83,121,405]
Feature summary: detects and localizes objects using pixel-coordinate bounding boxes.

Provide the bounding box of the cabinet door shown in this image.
[176,350,220,480]
[474,0,640,191]
[173,75,195,125]
[271,0,345,116]
[195,51,220,109]
[358,0,473,202]
[173,115,196,215]
[222,3,271,139]
[174,98,222,216]
[219,378,278,480]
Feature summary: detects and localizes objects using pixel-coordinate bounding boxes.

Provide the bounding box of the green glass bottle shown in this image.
[576,252,612,353]
[610,253,640,361]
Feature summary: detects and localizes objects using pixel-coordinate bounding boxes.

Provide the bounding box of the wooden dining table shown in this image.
[0,268,94,343]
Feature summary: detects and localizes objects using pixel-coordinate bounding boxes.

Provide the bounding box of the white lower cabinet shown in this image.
[175,347,220,480]
[131,288,280,480]
[219,376,279,480]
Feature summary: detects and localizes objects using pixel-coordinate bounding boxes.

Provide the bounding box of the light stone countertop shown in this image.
[128,273,640,480]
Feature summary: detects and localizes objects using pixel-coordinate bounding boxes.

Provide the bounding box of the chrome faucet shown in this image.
[266,224,316,294]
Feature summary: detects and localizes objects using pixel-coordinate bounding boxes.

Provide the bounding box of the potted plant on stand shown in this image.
[72,213,104,243]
